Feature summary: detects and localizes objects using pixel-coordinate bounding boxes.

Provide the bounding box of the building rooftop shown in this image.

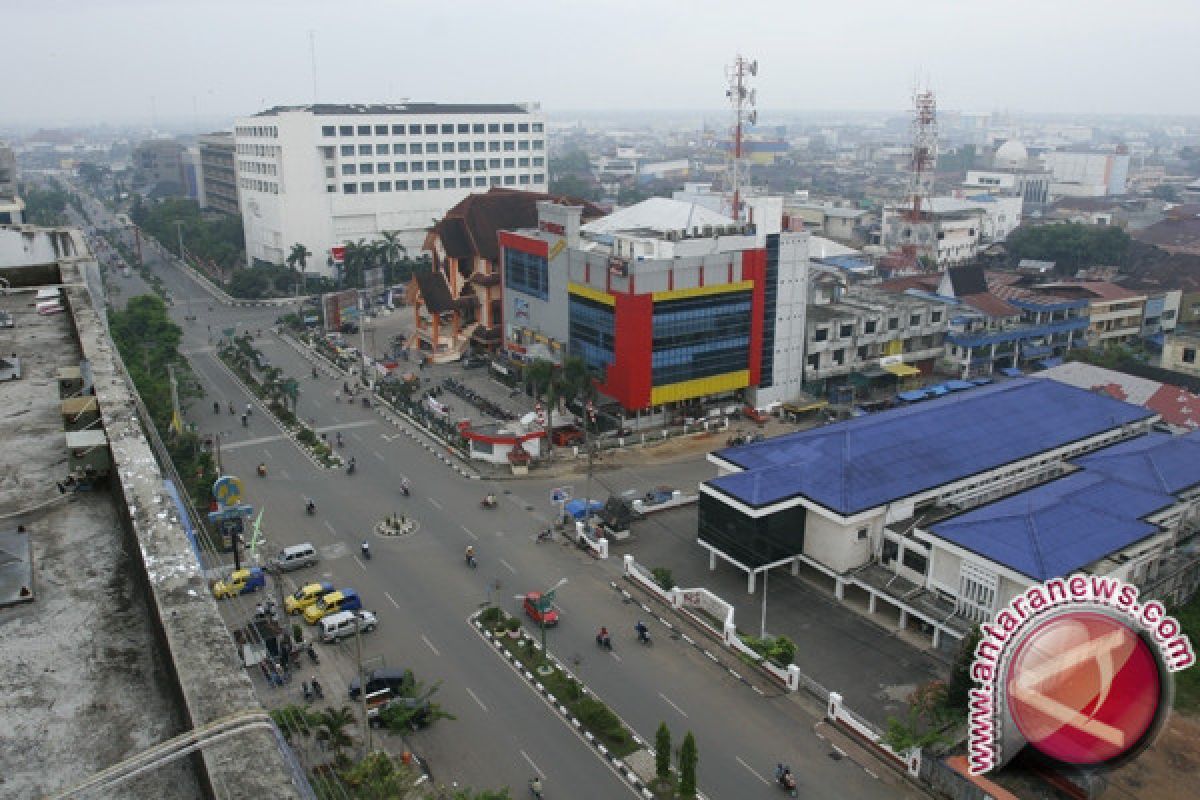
[1035,362,1200,430]
[706,378,1155,515]
[581,197,735,237]
[928,430,1200,580]
[1035,280,1145,302]
[253,102,532,117]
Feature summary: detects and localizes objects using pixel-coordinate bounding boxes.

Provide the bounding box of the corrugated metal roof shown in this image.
[706,378,1155,515]
[581,198,734,236]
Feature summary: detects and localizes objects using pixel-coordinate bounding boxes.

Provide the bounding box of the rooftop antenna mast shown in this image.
[725,55,757,222]
[906,85,938,223]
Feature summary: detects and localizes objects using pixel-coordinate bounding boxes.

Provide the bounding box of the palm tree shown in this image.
[315,705,356,764]
[286,242,311,272]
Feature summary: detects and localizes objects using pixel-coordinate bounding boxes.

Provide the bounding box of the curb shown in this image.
[471,612,671,799]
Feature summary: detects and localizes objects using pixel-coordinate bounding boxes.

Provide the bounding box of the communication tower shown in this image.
[906,86,938,223]
[725,55,757,222]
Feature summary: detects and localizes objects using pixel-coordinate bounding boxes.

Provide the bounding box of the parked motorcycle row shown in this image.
[442,377,516,422]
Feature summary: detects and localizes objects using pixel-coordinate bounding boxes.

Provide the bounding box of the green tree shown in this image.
[880,681,952,753]
[944,626,982,715]
[315,705,356,764]
[678,731,698,798]
[549,172,601,202]
[655,722,672,781]
[286,242,312,272]
[229,268,269,299]
[20,184,69,226]
[1005,222,1131,274]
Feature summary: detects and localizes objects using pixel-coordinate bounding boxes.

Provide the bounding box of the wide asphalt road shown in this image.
[82,184,924,800]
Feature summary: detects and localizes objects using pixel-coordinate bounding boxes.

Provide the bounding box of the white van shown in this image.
[320,610,378,643]
[36,288,62,301]
[272,543,318,572]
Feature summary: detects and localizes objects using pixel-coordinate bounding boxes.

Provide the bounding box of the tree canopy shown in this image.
[134,195,244,272]
[1005,222,1131,274]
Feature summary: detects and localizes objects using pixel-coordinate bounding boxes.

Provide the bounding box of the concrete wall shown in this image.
[64,263,303,798]
[803,508,877,574]
[752,232,810,407]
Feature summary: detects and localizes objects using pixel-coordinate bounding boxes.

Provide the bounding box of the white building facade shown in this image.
[234,103,546,274]
[1040,150,1131,197]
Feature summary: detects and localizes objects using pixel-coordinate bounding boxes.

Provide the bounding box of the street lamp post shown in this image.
[535,577,567,665]
[760,566,769,638]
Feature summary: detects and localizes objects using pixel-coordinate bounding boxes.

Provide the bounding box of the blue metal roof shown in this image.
[706,378,1154,515]
[947,317,1089,348]
[1073,430,1200,495]
[897,390,927,402]
[929,471,1172,580]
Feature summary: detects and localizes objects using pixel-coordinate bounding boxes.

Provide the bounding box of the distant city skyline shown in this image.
[5,0,1198,127]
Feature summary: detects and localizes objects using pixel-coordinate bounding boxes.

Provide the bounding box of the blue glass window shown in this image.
[504,248,549,301]
[651,292,752,385]
[569,296,615,374]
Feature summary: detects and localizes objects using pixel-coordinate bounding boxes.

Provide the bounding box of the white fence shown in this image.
[828,692,921,779]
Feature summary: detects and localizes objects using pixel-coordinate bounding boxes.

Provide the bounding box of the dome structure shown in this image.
[994,139,1029,168]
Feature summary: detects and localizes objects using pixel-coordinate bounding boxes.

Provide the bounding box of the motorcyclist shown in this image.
[361,540,370,559]
[305,497,316,514]
[245,402,252,416]
[400,477,410,495]
[257,462,267,477]
[311,366,318,379]
[776,764,796,790]
[483,493,497,507]
[347,456,357,474]
[213,400,220,414]
[635,620,649,643]
[596,626,611,648]
[335,431,343,447]
[465,545,475,564]
[529,777,543,798]
[228,402,236,415]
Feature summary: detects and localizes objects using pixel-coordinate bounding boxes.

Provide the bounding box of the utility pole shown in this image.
[583,400,597,533]
[760,566,769,638]
[174,220,185,262]
[356,622,371,757]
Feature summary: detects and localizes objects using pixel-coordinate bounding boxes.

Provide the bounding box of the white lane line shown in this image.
[310,399,322,409]
[610,651,622,663]
[498,558,517,574]
[264,450,274,460]
[384,591,399,608]
[352,431,364,441]
[421,634,441,656]
[353,556,366,571]
[735,756,769,785]
[520,750,544,777]
[864,767,879,780]
[461,525,478,540]
[279,469,291,480]
[428,497,443,510]
[324,521,336,535]
[659,692,689,718]
[465,688,489,712]
[373,450,385,462]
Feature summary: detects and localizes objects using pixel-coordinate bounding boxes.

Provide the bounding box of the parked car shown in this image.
[551,425,585,447]
[211,567,266,599]
[743,405,768,426]
[304,588,363,624]
[320,610,378,643]
[272,543,318,572]
[349,667,412,700]
[284,581,334,615]
[523,591,559,627]
[461,355,488,370]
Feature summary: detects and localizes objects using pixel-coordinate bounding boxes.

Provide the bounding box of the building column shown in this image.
[834,579,844,600]
[868,592,877,614]
[898,609,908,630]
[747,570,756,594]
[791,558,799,577]
[932,627,941,650]
[708,549,717,571]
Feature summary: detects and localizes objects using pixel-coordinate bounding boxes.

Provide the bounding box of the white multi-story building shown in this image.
[1040,150,1131,197]
[234,103,547,274]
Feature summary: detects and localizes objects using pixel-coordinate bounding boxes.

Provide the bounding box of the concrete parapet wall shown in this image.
[64,263,303,799]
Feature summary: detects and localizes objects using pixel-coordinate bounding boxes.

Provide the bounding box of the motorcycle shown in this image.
[775,765,797,797]
[400,483,410,497]
[302,681,313,702]
[595,632,612,651]
[347,460,357,475]
[311,367,318,379]
[465,553,478,569]
[305,500,316,516]
[241,414,248,427]
[529,779,544,800]
[311,678,324,699]
[361,542,371,561]
[635,624,651,645]
[536,529,554,543]
[481,496,498,510]
[307,643,320,665]
[257,463,267,477]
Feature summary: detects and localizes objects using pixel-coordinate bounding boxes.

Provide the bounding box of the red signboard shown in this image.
[539,220,566,236]
[331,245,346,263]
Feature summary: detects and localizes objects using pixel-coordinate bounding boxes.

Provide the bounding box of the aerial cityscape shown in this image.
[3,2,1200,799]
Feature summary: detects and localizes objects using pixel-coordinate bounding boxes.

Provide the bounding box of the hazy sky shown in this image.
[5,0,1197,126]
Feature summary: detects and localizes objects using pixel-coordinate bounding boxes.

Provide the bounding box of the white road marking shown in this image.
[324,521,336,535]
[384,592,399,608]
[520,750,544,777]
[278,470,291,480]
[610,652,622,663]
[428,497,443,510]
[310,399,322,409]
[462,525,478,540]
[373,451,385,462]
[659,692,689,718]
[465,688,489,712]
[864,768,879,780]
[498,558,517,574]
[352,431,364,441]
[264,451,274,460]
[353,556,366,571]
[735,756,768,785]
[421,634,441,656]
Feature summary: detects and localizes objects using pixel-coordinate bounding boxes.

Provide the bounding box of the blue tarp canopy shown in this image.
[1038,357,1064,369]
[1021,343,1054,358]
[927,385,950,397]
[565,499,604,519]
[970,377,994,386]
[945,380,974,391]
[896,390,927,402]
[1000,367,1023,377]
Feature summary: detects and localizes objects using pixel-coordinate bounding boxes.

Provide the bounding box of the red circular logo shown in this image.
[1005,611,1162,766]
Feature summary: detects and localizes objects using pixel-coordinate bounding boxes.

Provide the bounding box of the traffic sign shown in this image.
[212,475,244,509]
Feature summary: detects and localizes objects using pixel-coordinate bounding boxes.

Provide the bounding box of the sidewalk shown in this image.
[619,507,949,730]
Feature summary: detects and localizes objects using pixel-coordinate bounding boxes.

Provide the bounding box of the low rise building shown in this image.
[1036,280,1147,346]
[880,205,983,268]
[132,138,185,196]
[699,378,1199,649]
[1034,361,1200,431]
[0,141,23,225]
[1041,149,1132,197]
[1162,329,1200,377]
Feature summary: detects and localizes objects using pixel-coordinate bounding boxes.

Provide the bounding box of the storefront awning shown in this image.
[882,363,921,377]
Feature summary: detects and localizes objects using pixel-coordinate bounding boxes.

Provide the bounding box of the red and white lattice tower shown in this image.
[724,55,758,222]
[906,86,938,223]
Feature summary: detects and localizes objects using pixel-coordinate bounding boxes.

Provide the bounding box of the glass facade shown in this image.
[760,234,779,388]
[697,493,806,568]
[569,295,615,374]
[651,291,752,385]
[503,248,549,301]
